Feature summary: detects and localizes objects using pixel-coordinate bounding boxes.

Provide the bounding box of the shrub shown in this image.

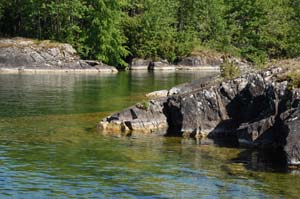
[241,47,268,67]
[287,71,300,89]
[136,101,150,110]
[220,60,240,80]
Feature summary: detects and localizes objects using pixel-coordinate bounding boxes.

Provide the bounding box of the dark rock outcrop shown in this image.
[0,38,118,72]
[98,66,300,166]
[281,108,300,165]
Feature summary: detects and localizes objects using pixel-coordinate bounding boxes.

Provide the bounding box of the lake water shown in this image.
[0,71,299,199]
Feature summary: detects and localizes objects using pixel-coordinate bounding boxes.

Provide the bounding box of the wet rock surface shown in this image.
[0,38,117,72]
[98,66,300,166]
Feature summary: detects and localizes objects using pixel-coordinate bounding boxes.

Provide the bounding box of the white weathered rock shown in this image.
[146,90,169,98]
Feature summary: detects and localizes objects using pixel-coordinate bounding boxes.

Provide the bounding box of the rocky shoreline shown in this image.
[0,37,249,73]
[98,66,300,167]
[0,38,118,73]
[129,55,248,71]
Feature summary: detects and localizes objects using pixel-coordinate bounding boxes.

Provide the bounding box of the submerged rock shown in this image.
[0,37,118,73]
[98,66,300,166]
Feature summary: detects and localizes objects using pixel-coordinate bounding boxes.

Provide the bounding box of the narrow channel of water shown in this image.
[0,71,299,198]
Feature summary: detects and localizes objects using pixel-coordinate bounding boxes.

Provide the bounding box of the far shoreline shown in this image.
[0,68,119,74]
[0,66,221,74]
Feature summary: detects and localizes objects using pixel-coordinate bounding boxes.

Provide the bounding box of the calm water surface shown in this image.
[0,71,299,199]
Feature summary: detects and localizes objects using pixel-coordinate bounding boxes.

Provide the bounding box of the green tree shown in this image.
[123,0,194,62]
[287,0,300,57]
[225,0,291,64]
[177,0,227,47]
[0,0,4,19]
[0,0,299,66]
[84,0,128,67]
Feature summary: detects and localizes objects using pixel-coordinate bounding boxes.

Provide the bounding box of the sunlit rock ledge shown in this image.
[0,37,118,73]
[98,65,300,166]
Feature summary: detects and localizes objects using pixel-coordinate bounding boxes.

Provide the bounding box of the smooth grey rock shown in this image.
[94,64,118,72]
[149,61,176,70]
[130,58,150,70]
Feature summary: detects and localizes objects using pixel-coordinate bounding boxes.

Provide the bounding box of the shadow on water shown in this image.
[205,136,289,173]
[230,149,289,173]
[190,137,290,173]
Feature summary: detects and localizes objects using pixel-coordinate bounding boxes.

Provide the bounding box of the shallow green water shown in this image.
[0,71,300,199]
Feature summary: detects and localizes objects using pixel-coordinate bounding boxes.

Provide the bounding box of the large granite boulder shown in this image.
[0,38,118,72]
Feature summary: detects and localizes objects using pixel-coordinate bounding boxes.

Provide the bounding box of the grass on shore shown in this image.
[267,59,300,89]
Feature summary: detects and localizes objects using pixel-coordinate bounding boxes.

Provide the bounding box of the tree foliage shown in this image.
[0,0,300,66]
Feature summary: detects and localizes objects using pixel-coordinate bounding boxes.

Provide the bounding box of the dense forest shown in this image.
[0,0,300,67]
